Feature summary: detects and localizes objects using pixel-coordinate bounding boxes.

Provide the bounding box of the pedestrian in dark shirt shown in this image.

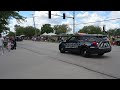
[11,37,17,50]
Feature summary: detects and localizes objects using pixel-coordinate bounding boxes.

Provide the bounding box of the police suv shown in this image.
[59,34,112,57]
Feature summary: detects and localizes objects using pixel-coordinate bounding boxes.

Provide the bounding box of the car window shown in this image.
[81,36,96,41]
[69,36,76,41]
[89,37,96,41]
[77,36,82,40]
[95,36,108,41]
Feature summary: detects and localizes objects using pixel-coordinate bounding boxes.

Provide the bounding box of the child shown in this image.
[7,40,11,52]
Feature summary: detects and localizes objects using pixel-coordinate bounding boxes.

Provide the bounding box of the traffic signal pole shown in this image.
[73,11,75,34]
[48,11,51,19]
[48,11,75,34]
[32,14,37,36]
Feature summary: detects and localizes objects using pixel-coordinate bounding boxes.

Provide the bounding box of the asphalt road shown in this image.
[0,40,120,79]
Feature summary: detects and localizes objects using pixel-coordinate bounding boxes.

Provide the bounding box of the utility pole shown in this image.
[32,14,37,36]
[73,11,75,34]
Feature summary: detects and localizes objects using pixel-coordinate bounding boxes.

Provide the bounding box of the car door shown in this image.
[65,36,78,52]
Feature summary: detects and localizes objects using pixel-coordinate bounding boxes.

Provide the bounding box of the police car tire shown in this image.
[60,47,65,53]
[98,53,104,56]
[81,48,89,57]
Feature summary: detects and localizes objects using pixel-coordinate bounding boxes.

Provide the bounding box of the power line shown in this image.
[26,16,120,25]
[45,13,73,18]
[76,17,120,25]
[26,12,120,27]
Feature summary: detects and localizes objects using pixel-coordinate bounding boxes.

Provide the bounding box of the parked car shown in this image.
[116,40,120,46]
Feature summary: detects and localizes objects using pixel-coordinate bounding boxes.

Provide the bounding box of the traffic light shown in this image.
[48,11,51,19]
[103,25,107,33]
[63,13,65,19]
[103,25,105,32]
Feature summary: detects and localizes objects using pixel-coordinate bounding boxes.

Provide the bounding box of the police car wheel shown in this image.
[60,47,65,53]
[98,53,104,56]
[81,48,89,57]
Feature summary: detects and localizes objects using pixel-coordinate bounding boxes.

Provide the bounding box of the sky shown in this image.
[9,11,120,34]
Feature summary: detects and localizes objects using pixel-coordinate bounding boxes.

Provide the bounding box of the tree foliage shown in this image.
[0,11,25,33]
[7,31,15,37]
[107,28,120,36]
[53,24,71,35]
[41,24,53,34]
[15,25,40,37]
[78,25,103,34]
[15,25,25,36]
[24,26,40,37]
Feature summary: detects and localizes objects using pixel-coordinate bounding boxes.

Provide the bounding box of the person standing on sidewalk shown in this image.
[0,34,4,55]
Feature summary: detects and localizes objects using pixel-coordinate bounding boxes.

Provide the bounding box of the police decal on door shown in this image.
[65,43,78,48]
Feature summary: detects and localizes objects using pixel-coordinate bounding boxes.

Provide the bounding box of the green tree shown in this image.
[24,26,40,37]
[7,31,15,37]
[78,25,103,34]
[41,24,53,34]
[53,24,71,35]
[115,29,120,36]
[15,25,25,36]
[107,29,116,36]
[0,11,25,33]
[108,28,120,36]
[15,25,40,37]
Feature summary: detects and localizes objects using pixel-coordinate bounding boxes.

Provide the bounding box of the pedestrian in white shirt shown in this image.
[7,39,11,52]
[0,34,4,55]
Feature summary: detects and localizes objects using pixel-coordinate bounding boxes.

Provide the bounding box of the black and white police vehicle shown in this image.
[59,34,112,57]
